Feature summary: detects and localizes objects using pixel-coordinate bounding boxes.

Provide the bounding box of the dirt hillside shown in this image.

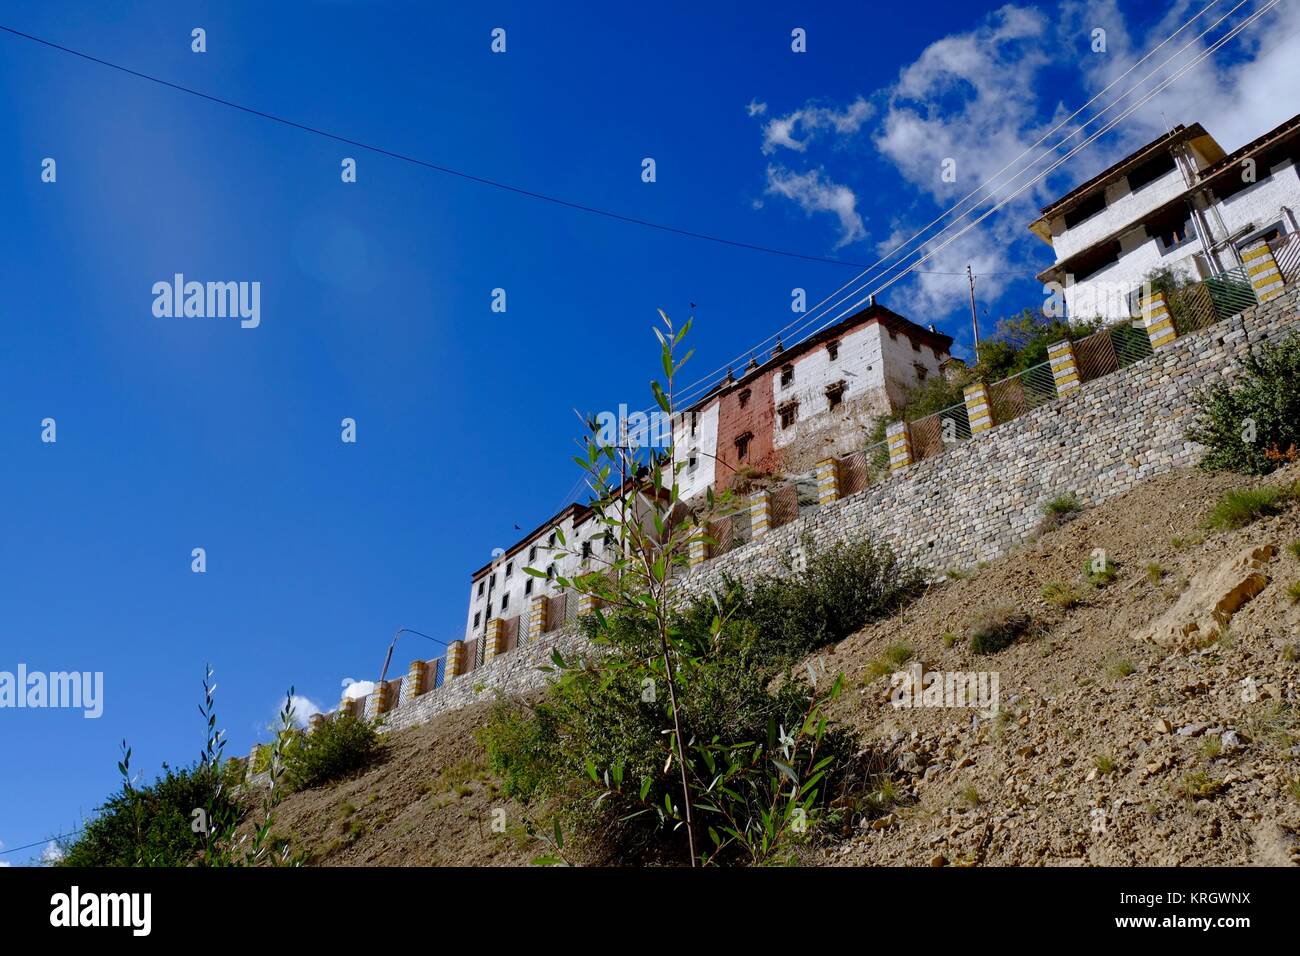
[262,463,1300,866]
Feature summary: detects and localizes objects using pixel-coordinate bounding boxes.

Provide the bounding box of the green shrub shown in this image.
[283,713,380,792]
[1041,581,1081,609]
[966,606,1032,654]
[865,643,914,679]
[1287,581,1300,605]
[1187,332,1300,474]
[1042,494,1080,518]
[1083,554,1119,587]
[734,538,924,662]
[482,538,915,864]
[60,763,242,867]
[1205,486,1287,530]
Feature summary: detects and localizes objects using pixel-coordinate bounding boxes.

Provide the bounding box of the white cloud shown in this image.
[747,1,1300,325]
[764,165,867,247]
[340,677,374,701]
[875,5,1055,206]
[40,842,64,865]
[1066,0,1300,153]
[286,694,323,729]
[761,96,874,154]
[746,98,767,117]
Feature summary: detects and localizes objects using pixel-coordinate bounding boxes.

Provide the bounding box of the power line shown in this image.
[0,830,79,857]
[812,0,1282,332]
[656,0,1239,410]
[662,0,1270,411]
[0,21,974,274]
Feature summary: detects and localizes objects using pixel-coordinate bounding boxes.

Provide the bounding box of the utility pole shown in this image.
[966,264,981,351]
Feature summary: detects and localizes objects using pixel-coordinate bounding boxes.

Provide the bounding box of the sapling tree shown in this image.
[527,309,739,863]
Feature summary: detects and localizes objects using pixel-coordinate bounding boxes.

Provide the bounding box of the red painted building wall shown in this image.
[713,365,778,490]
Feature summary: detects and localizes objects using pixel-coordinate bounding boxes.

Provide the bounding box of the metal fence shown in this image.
[909,400,971,462]
[769,482,799,530]
[1269,230,1300,285]
[839,442,887,497]
[1166,265,1257,336]
[988,360,1057,424]
[708,507,752,557]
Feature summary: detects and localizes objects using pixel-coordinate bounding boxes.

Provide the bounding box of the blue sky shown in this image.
[2,0,1297,863]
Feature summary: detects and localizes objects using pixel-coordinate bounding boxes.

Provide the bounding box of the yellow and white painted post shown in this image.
[483,618,505,663]
[444,640,466,680]
[1047,340,1081,396]
[1140,290,1177,349]
[364,680,389,720]
[963,382,993,436]
[749,490,771,539]
[529,594,548,635]
[400,660,428,706]
[1241,238,1286,304]
[688,525,709,567]
[886,421,913,472]
[815,457,840,505]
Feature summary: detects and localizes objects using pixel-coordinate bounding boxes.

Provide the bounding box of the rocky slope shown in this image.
[261,464,1300,866]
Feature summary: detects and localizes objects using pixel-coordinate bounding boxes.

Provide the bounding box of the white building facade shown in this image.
[1031,115,1300,322]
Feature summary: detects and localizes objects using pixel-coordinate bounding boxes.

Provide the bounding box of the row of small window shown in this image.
[1063,151,1178,230]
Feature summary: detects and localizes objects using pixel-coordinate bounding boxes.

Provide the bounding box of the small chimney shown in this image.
[746,354,759,371]
[723,367,735,384]
[771,338,784,359]
[927,323,937,333]
[869,294,877,307]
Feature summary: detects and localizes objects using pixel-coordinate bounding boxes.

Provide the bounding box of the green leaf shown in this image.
[772,760,799,788]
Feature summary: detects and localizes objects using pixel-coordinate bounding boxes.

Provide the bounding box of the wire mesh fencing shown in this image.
[1268,231,1300,284]
[988,361,1057,424]
[909,401,971,462]
[708,507,752,557]
[769,482,799,530]
[840,443,886,497]
[1166,265,1257,336]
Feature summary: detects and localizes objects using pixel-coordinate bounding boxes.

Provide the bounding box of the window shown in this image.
[690,412,698,436]
[738,388,752,409]
[688,455,698,471]
[473,611,480,627]
[735,432,752,461]
[505,561,513,578]
[825,381,846,410]
[502,592,509,610]
[778,401,798,429]
[581,541,592,559]
[603,530,616,548]
[477,581,484,597]
[1063,190,1106,229]
[888,329,898,341]
[911,339,921,352]
[1071,239,1121,281]
[826,340,839,360]
[1126,150,1176,193]
[528,545,537,562]
[525,579,533,596]
[1156,216,1194,254]
[780,364,794,388]
[546,564,555,580]
[547,532,556,548]
[914,363,929,382]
